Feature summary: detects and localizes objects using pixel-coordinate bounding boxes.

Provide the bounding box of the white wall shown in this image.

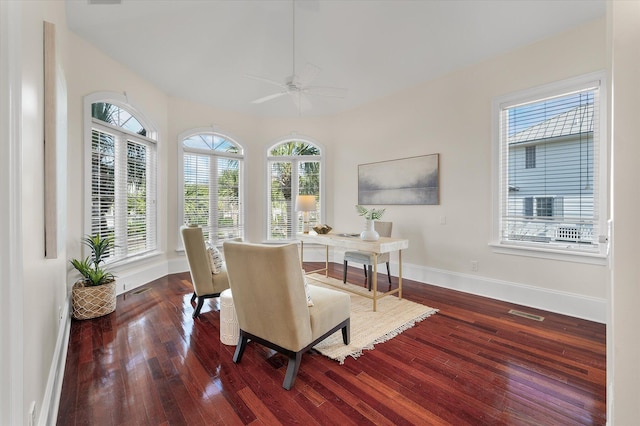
[608,1,640,423]
[17,1,69,425]
[330,18,608,320]
[0,2,23,425]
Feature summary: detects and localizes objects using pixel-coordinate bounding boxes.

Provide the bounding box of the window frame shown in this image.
[265,135,325,242]
[177,127,245,248]
[83,92,159,266]
[525,145,536,169]
[491,72,608,264]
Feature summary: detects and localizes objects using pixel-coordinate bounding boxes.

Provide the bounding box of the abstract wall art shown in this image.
[358,154,439,205]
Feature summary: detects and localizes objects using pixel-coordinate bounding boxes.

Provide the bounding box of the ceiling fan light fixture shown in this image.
[245,0,347,112]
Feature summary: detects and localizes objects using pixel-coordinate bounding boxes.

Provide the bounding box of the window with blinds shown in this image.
[496,75,605,254]
[90,102,157,263]
[267,140,322,241]
[181,132,244,244]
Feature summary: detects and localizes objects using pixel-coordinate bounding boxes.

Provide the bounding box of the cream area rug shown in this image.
[308,274,438,364]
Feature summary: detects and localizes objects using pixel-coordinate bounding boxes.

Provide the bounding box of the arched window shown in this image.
[179,129,244,244]
[267,137,323,241]
[85,94,158,263]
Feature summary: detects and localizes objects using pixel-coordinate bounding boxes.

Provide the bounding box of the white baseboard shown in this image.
[326,250,606,323]
[401,262,605,323]
[168,256,188,275]
[41,298,70,426]
[115,259,170,295]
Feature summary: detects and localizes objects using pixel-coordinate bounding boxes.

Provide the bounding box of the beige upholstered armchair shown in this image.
[343,221,393,290]
[180,225,231,318]
[223,241,351,390]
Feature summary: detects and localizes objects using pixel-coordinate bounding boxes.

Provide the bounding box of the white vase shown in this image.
[360,219,379,241]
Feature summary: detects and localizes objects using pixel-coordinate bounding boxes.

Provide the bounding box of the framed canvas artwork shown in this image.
[358,154,439,205]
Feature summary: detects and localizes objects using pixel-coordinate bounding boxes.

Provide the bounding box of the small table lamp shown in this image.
[295,195,316,234]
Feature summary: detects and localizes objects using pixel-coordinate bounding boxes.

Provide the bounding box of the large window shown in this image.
[87,99,157,263]
[180,130,244,244]
[494,73,607,257]
[267,139,322,241]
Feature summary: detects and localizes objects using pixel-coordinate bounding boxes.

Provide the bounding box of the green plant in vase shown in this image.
[70,234,115,286]
[69,234,117,319]
[355,205,386,241]
[355,205,386,220]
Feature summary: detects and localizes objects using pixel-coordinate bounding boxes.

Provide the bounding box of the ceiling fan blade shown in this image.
[251,91,288,104]
[243,74,287,89]
[303,86,348,98]
[292,92,313,112]
[293,63,321,87]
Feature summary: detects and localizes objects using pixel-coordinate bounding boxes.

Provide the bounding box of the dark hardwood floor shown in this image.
[57,263,606,425]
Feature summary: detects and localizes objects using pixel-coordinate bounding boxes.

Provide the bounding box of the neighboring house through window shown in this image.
[179,129,244,245]
[85,93,158,263]
[494,73,607,257]
[525,146,536,169]
[523,196,563,219]
[267,137,323,241]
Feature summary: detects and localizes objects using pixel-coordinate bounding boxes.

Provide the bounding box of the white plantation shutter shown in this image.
[125,139,157,256]
[267,140,322,241]
[90,116,157,262]
[268,160,293,240]
[497,75,605,254]
[298,160,321,232]
[183,153,210,233]
[181,132,244,244]
[90,128,116,243]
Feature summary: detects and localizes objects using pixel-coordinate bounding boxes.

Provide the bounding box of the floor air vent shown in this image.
[508,309,544,321]
[132,287,150,295]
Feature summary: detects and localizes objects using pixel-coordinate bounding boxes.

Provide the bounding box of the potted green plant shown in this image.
[355,205,386,241]
[70,234,117,320]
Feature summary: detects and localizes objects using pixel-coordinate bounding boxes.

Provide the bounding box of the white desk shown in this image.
[298,233,409,311]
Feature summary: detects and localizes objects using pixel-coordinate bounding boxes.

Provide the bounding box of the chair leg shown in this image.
[367,265,373,291]
[191,292,197,303]
[342,320,350,345]
[386,261,392,289]
[343,260,348,283]
[233,332,249,363]
[283,352,303,390]
[193,296,205,318]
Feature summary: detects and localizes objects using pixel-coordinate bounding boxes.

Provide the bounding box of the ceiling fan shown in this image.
[245,1,347,112]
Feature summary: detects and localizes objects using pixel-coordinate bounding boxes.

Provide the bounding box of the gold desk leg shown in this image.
[325,245,329,277]
[373,253,378,312]
[398,250,403,299]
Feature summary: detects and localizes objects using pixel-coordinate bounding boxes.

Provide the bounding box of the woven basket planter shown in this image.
[72,280,116,320]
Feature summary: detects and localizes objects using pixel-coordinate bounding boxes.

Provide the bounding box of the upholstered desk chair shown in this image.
[343,221,393,291]
[223,241,351,390]
[180,225,230,318]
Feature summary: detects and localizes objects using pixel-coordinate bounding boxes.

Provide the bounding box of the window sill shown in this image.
[489,241,608,266]
[107,250,164,271]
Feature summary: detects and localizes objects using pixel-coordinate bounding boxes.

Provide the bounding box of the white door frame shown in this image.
[0,1,24,425]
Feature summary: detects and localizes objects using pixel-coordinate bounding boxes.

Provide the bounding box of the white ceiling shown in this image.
[66,0,605,117]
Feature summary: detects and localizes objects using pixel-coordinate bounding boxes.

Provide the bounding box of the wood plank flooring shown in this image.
[56,263,606,425]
